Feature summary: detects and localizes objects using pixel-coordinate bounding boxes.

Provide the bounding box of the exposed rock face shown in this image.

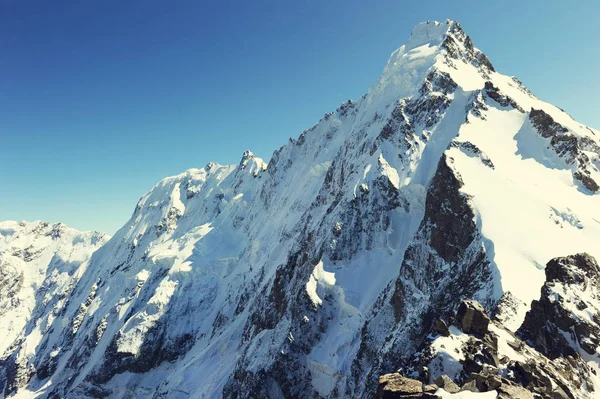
[519,253,600,359]
[529,108,600,192]
[398,273,600,399]
[496,382,534,399]
[449,140,494,169]
[351,153,496,397]
[484,81,524,112]
[433,319,450,337]
[377,374,428,398]
[390,155,495,324]
[433,375,459,393]
[456,299,491,337]
[377,370,537,398]
[468,372,502,392]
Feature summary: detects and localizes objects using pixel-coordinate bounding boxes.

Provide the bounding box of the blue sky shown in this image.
[1,0,599,235]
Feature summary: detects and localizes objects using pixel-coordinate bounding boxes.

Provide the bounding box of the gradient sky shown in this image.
[1,0,599,235]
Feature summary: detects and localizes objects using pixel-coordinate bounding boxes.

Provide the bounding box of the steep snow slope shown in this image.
[1,20,599,399]
[0,221,108,391]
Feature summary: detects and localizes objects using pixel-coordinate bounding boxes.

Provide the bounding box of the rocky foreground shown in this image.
[378,254,600,399]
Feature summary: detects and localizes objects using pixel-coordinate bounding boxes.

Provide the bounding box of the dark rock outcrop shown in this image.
[433,375,459,393]
[392,156,494,322]
[398,291,598,399]
[484,81,524,112]
[529,109,599,192]
[456,299,491,337]
[450,140,495,169]
[519,253,600,359]
[377,374,430,398]
[495,382,534,399]
[433,319,450,337]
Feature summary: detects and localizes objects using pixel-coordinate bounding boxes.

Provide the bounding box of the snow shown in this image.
[306,260,336,307]
[437,59,485,91]
[488,323,527,364]
[0,221,108,357]
[2,18,600,399]
[404,20,455,52]
[307,360,338,397]
[436,389,498,398]
[370,21,455,110]
[447,99,600,322]
[378,154,400,188]
[117,278,178,355]
[427,326,471,381]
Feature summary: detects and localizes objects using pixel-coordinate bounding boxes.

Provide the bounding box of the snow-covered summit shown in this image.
[2,20,600,399]
[404,19,460,51]
[371,19,493,114]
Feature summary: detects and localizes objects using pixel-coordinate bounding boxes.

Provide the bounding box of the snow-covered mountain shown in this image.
[0,221,108,394]
[2,20,600,398]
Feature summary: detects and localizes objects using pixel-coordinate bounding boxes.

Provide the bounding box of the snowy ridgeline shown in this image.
[1,19,600,399]
[0,221,108,358]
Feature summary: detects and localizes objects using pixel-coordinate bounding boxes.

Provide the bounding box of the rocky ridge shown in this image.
[381,253,600,399]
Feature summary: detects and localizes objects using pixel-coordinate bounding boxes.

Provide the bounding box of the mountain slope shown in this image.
[0,221,108,393]
[1,20,600,398]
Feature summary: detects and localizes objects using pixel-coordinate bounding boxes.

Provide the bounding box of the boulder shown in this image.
[496,381,534,399]
[433,319,450,337]
[377,373,423,398]
[423,384,438,395]
[433,375,460,394]
[468,372,502,392]
[456,299,490,336]
[460,380,478,392]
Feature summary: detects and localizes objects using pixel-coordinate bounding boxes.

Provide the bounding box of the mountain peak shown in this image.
[239,150,254,166]
[405,19,462,51]
[371,19,493,106]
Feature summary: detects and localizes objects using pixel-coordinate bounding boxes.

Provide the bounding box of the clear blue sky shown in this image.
[1,0,598,235]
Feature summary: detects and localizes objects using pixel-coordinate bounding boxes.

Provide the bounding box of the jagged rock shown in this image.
[423,384,438,395]
[463,335,500,374]
[403,287,597,398]
[545,253,600,284]
[377,373,425,398]
[508,360,579,399]
[460,380,478,392]
[433,319,450,337]
[450,140,495,168]
[529,109,600,192]
[456,299,490,337]
[519,253,600,359]
[530,108,568,138]
[420,70,458,96]
[434,375,460,394]
[508,342,525,358]
[496,381,534,399]
[468,372,502,392]
[574,170,599,192]
[484,81,524,111]
[391,154,493,324]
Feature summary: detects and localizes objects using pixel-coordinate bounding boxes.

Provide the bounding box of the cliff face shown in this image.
[1,20,600,398]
